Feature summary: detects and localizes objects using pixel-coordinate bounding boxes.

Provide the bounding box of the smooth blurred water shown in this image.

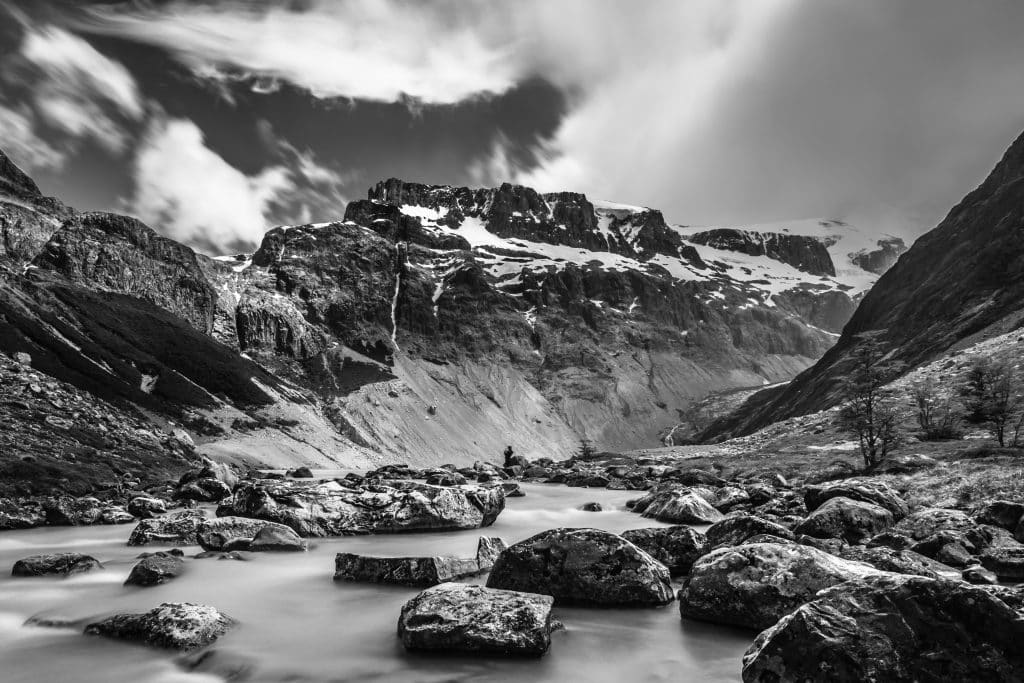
[0,483,749,682]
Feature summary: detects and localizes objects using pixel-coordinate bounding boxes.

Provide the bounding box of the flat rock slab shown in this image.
[128,510,207,547]
[84,602,235,651]
[12,553,103,577]
[398,583,555,657]
[197,517,305,551]
[486,527,674,606]
[335,537,505,586]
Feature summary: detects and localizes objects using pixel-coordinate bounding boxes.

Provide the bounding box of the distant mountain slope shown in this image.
[703,127,1024,441]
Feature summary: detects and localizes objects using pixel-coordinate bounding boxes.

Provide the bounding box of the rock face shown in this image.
[222,479,505,537]
[621,526,706,576]
[679,542,884,630]
[398,583,556,657]
[125,553,184,586]
[486,528,674,605]
[850,237,907,275]
[334,537,505,586]
[84,603,235,651]
[12,553,103,577]
[706,127,1024,439]
[688,229,836,276]
[794,496,895,544]
[741,575,1024,682]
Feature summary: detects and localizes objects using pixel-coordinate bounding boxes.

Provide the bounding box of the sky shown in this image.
[1,0,1023,255]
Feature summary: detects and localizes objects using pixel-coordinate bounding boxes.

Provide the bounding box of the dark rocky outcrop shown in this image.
[849,237,907,275]
[84,602,235,651]
[486,527,674,605]
[125,553,184,586]
[12,552,103,577]
[741,575,1024,682]
[398,583,556,657]
[688,228,835,276]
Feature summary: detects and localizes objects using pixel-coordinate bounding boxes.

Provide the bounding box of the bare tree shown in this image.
[911,379,962,440]
[837,334,903,470]
[960,358,1024,446]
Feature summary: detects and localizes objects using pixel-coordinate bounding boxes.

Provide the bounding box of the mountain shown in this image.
[703,127,1024,440]
[0,146,901,479]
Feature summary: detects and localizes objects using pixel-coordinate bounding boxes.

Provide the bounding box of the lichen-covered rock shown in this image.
[794,496,894,544]
[804,479,909,520]
[127,510,207,546]
[12,553,103,577]
[679,542,885,630]
[84,602,235,651]
[705,514,795,549]
[221,479,504,537]
[335,537,505,586]
[637,490,724,525]
[249,525,307,552]
[836,544,956,579]
[196,517,297,551]
[895,508,975,540]
[125,553,184,586]
[127,497,168,519]
[42,496,103,526]
[741,575,1024,682]
[398,583,555,657]
[621,526,706,576]
[486,528,674,605]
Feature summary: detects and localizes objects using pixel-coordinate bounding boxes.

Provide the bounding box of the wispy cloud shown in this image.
[0,104,65,173]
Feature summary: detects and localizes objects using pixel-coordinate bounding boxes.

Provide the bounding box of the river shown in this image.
[0,483,750,682]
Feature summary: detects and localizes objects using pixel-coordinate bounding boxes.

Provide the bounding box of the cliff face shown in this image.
[703,128,1024,440]
[688,228,836,276]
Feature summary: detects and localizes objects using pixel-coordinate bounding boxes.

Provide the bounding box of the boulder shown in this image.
[334,537,505,586]
[84,603,235,651]
[100,506,135,525]
[705,514,795,549]
[976,500,1024,531]
[398,583,555,657]
[425,471,468,487]
[804,479,909,519]
[794,496,894,544]
[621,526,706,576]
[639,491,724,525]
[836,545,956,578]
[249,525,307,552]
[125,553,184,586]
[895,508,975,540]
[127,497,167,519]
[963,565,999,585]
[679,542,884,630]
[579,502,603,512]
[290,466,314,478]
[196,516,296,551]
[741,575,1024,682]
[486,528,674,606]
[127,510,206,546]
[222,479,505,537]
[12,553,103,577]
[176,478,232,503]
[911,531,977,568]
[981,545,1024,581]
[43,496,103,526]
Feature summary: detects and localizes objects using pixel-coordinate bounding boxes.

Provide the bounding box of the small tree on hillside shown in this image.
[575,439,597,460]
[960,358,1024,447]
[911,379,963,440]
[837,334,903,470]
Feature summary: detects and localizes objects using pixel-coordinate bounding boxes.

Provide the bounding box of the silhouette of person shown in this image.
[503,445,515,467]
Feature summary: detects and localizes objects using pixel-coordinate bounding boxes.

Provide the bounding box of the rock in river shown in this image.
[793,496,894,544]
[85,602,235,651]
[12,553,103,577]
[335,536,506,586]
[197,516,302,551]
[125,553,184,587]
[636,490,724,525]
[128,510,207,546]
[221,479,505,537]
[679,542,885,630]
[621,526,707,576]
[486,528,674,605]
[741,575,1024,682]
[398,583,556,657]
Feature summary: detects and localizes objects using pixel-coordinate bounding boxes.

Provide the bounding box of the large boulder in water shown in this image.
[741,575,1024,682]
[486,528,674,605]
[127,497,168,520]
[125,553,184,587]
[85,602,235,651]
[794,496,894,544]
[221,479,504,537]
[196,516,299,551]
[334,537,505,587]
[12,553,103,577]
[128,510,207,546]
[804,479,909,520]
[398,583,556,657]
[679,542,886,630]
[249,524,307,552]
[621,526,706,576]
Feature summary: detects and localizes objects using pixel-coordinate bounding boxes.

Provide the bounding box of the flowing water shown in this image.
[0,483,750,682]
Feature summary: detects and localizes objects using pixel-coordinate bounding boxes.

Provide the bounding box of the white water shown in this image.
[0,484,749,682]
[390,244,404,352]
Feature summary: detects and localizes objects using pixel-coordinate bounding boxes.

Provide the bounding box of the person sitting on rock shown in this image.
[503,445,515,468]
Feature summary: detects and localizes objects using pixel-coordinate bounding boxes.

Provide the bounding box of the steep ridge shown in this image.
[703,126,1024,440]
[0,144,900,467]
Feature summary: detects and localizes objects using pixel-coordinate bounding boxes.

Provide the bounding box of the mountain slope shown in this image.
[703,126,1024,440]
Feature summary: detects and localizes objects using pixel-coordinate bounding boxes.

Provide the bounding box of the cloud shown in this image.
[14,25,143,153]
[0,104,65,172]
[130,116,346,254]
[78,0,523,105]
